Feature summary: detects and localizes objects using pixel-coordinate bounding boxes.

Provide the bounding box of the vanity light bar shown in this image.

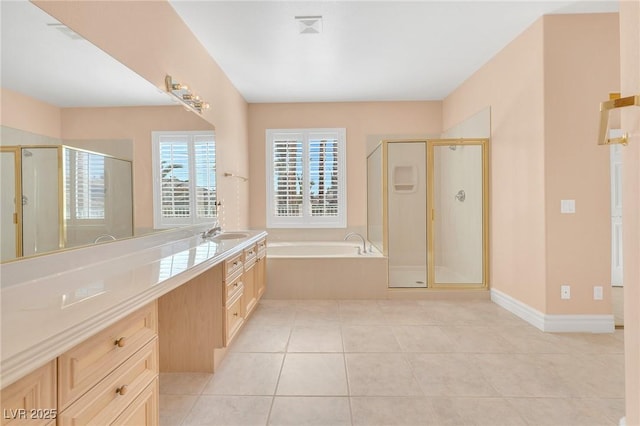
[165,75,210,114]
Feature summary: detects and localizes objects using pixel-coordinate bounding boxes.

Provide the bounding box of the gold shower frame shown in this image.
[1,145,133,262]
[374,138,490,290]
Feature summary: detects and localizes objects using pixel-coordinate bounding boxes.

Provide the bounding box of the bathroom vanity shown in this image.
[0,227,267,425]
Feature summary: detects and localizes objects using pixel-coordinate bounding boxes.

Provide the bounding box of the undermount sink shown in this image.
[212,232,249,241]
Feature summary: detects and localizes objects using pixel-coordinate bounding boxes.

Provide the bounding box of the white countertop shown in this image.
[0,227,267,387]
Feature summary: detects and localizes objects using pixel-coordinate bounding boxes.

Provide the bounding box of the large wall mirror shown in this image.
[1,1,215,262]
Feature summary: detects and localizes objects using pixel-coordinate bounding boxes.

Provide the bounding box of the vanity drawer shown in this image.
[58,338,158,426]
[226,274,244,302]
[256,239,267,258]
[112,377,158,426]
[244,244,257,269]
[58,302,157,410]
[225,291,244,344]
[0,361,56,426]
[224,253,243,282]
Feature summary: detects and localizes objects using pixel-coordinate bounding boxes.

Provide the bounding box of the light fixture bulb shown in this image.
[165,75,208,115]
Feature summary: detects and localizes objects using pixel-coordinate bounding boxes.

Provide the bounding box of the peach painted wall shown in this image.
[620,0,640,422]
[443,19,547,311]
[543,13,620,315]
[34,0,250,230]
[443,13,619,315]
[60,106,213,232]
[248,101,442,234]
[0,88,61,139]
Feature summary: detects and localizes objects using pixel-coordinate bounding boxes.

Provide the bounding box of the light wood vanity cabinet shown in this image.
[158,237,269,376]
[57,302,158,410]
[255,239,267,299]
[0,361,56,426]
[58,340,158,425]
[242,244,258,317]
[243,239,266,318]
[0,302,158,426]
[58,301,158,425]
[111,378,158,426]
[223,253,245,345]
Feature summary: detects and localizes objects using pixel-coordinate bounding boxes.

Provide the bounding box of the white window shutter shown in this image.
[266,128,346,228]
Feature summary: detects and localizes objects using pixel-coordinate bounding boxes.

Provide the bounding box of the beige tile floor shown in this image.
[159,299,625,426]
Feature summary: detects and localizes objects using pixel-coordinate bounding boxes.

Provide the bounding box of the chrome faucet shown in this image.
[201,220,222,239]
[94,234,116,243]
[344,232,367,254]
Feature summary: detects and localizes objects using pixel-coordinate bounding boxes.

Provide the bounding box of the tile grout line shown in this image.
[264,308,295,425]
[340,317,356,426]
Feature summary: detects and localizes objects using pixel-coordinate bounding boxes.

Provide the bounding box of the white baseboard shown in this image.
[491,288,615,333]
[491,288,546,330]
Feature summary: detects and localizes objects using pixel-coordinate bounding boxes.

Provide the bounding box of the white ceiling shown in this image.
[1,1,174,108]
[1,1,619,107]
[169,0,619,103]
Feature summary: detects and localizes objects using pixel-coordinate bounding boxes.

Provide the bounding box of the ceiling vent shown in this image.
[295,16,322,34]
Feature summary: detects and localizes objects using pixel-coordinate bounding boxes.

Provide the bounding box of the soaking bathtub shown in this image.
[265,241,388,299]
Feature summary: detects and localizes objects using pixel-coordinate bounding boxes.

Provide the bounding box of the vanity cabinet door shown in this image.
[243,244,258,317]
[0,361,56,426]
[225,289,244,345]
[255,239,267,299]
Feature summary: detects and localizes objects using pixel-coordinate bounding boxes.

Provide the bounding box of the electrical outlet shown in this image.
[594,286,603,300]
[561,285,571,300]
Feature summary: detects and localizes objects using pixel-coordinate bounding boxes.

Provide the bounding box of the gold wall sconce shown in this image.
[165,75,210,114]
[598,92,639,145]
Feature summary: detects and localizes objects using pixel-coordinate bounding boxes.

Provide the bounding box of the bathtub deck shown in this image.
[265,257,388,299]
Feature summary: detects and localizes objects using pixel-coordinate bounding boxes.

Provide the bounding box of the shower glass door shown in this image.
[386,141,427,288]
[430,141,487,287]
[1,148,20,261]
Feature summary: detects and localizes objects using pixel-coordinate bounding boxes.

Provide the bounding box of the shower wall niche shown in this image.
[367,139,489,289]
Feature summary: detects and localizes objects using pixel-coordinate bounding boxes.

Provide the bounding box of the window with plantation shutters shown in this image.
[152,131,217,228]
[266,128,346,228]
[64,149,106,221]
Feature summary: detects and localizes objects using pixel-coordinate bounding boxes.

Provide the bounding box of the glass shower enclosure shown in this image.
[367,139,489,289]
[1,145,133,261]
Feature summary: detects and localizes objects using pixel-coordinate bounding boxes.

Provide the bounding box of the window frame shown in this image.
[266,128,347,228]
[151,130,217,229]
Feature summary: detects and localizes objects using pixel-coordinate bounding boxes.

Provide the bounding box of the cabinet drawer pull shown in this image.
[115,385,128,395]
[233,261,238,266]
[233,312,239,317]
[233,282,239,287]
[114,337,127,347]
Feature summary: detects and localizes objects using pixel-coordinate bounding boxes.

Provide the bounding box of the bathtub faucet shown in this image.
[344,232,367,255]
